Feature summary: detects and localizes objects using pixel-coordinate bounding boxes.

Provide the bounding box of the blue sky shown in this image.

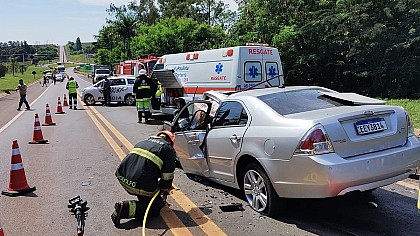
[0,0,238,45]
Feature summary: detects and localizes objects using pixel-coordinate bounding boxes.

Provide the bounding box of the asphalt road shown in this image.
[0,69,419,235]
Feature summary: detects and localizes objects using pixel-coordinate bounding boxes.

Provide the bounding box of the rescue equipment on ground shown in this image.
[55,97,65,114]
[63,94,69,106]
[68,196,89,236]
[2,140,36,196]
[42,104,56,126]
[29,113,48,144]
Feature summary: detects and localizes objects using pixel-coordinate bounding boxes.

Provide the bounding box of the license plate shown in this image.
[355,118,387,135]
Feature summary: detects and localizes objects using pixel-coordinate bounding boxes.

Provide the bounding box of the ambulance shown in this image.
[152,44,284,114]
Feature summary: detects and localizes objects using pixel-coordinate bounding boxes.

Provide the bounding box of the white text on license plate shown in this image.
[356,119,387,135]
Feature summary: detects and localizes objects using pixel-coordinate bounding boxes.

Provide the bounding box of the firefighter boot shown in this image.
[144,111,151,124]
[137,112,142,123]
[111,201,129,227]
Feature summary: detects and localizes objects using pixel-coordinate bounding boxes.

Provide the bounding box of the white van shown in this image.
[152,45,284,114]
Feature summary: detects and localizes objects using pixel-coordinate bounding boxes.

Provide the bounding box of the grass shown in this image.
[385,99,420,129]
[66,54,90,63]
[0,66,45,92]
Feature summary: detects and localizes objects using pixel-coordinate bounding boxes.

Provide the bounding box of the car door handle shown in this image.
[230,134,241,144]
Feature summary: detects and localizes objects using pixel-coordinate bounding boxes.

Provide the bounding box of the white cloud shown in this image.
[78,0,130,7]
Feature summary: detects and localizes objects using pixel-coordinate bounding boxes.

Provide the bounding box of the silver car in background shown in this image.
[81,76,136,106]
[165,86,420,216]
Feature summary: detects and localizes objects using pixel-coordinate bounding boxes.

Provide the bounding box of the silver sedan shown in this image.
[165,86,420,216]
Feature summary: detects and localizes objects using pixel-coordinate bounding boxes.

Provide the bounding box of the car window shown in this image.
[127,79,135,84]
[258,89,345,115]
[265,62,280,87]
[212,101,248,127]
[111,79,126,86]
[244,61,262,82]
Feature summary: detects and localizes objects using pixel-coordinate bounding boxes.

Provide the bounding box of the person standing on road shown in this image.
[101,76,111,106]
[15,79,30,111]
[133,69,157,123]
[66,77,79,110]
[53,74,57,85]
[111,130,176,227]
[42,75,48,87]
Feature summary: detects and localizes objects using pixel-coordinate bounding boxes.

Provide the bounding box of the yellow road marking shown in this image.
[84,104,226,236]
[83,104,193,236]
[396,180,418,190]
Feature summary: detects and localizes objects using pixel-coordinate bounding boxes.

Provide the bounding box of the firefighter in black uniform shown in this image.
[133,69,157,123]
[111,130,176,227]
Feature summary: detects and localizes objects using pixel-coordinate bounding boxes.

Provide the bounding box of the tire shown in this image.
[125,94,135,106]
[84,94,96,105]
[242,163,283,216]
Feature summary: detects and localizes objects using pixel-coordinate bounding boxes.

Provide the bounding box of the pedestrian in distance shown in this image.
[66,77,79,110]
[15,79,30,111]
[53,74,57,85]
[101,76,111,106]
[42,75,48,87]
[133,69,157,123]
[111,130,176,227]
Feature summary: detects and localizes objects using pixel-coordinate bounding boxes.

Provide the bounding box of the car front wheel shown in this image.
[125,94,135,106]
[84,94,96,105]
[243,163,283,216]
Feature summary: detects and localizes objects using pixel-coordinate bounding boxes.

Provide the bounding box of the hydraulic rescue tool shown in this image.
[68,196,89,236]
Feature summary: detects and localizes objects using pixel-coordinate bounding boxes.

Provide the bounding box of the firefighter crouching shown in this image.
[111,130,176,227]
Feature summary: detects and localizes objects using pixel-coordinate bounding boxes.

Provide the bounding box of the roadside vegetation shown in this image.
[0,65,45,92]
[385,99,420,128]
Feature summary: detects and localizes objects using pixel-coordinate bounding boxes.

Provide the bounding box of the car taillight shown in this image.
[294,125,334,155]
[407,112,414,137]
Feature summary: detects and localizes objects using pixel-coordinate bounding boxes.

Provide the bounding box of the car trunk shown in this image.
[288,105,408,158]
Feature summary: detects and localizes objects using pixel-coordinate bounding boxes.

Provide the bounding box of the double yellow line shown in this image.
[82,99,226,235]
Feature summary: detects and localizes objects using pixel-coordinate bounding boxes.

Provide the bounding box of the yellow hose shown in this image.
[142,190,160,236]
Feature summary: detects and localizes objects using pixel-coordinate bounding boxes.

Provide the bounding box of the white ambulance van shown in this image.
[152,45,284,114]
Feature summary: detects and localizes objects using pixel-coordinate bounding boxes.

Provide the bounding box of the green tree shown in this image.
[0,63,7,77]
[75,37,82,51]
[8,57,18,76]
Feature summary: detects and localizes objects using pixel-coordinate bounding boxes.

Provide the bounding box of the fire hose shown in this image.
[142,190,163,236]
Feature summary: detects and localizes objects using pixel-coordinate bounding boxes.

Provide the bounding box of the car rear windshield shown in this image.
[96,69,109,74]
[258,89,345,115]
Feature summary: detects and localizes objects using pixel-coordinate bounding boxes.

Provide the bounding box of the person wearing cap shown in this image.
[66,77,79,109]
[111,130,176,227]
[132,69,157,123]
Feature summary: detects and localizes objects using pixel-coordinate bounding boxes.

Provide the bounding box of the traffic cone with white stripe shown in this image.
[2,140,36,196]
[55,97,65,114]
[63,94,69,106]
[29,113,48,144]
[42,104,56,126]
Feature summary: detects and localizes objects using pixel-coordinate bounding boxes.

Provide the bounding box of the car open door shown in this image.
[172,100,213,177]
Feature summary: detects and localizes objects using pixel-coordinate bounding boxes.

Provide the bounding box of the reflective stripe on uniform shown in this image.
[119,181,158,197]
[11,163,23,171]
[161,172,174,180]
[136,98,151,102]
[12,148,20,156]
[138,86,150,89]
[128,200,137,218]
[130,148,163,169]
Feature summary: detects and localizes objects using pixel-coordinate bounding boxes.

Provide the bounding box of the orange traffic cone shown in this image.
[63,94,69,106]
[29,113,48,144]
[42,104,56,126]
[0,219,3,236]
[2,140,36,196]
[55,97,65,114]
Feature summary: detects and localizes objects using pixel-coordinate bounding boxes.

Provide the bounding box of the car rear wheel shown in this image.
[125,94,135,106]
[84,94,96,105]
[243,163,283,216]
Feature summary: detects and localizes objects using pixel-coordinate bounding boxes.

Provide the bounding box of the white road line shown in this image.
[0,84,52,134]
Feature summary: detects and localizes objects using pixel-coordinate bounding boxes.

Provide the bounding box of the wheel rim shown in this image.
[126,96,134,105]
[244,169,268,212]
[85,95,95,105]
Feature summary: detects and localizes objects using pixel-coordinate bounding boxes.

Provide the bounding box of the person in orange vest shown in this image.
[111,130,176,227]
